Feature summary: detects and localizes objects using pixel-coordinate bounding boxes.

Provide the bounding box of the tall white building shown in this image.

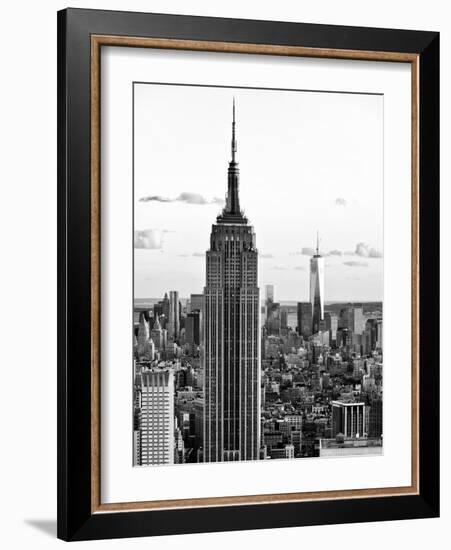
[310,233,325,334]
[139,369,175,465]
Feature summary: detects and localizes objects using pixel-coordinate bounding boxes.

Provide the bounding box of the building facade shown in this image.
[189,293,204,314]
[331,401,366,438]
[138,368,175,465]
[203,101,261,463]
[297,301,313,339]
[168,290,180,340]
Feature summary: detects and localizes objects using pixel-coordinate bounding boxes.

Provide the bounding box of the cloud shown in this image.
[192,252,204,257]
[343,260,369,268]
[260,253,274,259]
[335,197,347,206]
[139,192,224,206]
[139,195,172,203]
[293,266,305,271]
[290,242,382,259]
[355,242,383,258]
[134,229,165,250]
[290,248,313,256]
[178,192,208,205]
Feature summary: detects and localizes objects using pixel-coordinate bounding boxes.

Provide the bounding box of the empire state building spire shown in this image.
[219,99,246,223]
[231,97,237,162]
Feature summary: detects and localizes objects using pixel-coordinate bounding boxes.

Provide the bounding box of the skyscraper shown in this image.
[325,312,338,342]
[168,290,180,340]
[138,368,175,465]
[264,284,277,333]
[150,313,166,350]
[203,100,261,463]
[136,312,150,359]
[297,302,312,339]
[265,284,274,304]
[339,305,364,334]
[190,293,204,314]
[369,397,383,438]
[310,233,325,334]
[186,311,200,346]
[364,318,378,353]
[162,292,170,323]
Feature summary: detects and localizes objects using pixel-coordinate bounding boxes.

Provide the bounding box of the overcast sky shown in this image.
[134,83,383,302]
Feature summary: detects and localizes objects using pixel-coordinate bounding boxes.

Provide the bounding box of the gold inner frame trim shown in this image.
[90,34,420,514]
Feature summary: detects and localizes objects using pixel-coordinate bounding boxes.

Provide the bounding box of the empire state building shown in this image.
[203,101,261,463]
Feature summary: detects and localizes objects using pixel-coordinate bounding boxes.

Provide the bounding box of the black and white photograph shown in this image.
[0,0,443,546]
[133,83,384,466]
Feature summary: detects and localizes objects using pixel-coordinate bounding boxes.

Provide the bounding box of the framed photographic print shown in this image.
[57,8,440,541]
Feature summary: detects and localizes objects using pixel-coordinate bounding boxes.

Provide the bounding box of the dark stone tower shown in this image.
[203,100,261,462]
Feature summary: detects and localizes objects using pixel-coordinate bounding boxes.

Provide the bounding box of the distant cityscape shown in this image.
[133,102,383,466]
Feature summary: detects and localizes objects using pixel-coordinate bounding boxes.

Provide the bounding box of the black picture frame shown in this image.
[57,7,439,542]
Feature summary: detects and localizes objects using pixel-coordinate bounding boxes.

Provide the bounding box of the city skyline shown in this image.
[134,83,383,302]
[133,96,383,467]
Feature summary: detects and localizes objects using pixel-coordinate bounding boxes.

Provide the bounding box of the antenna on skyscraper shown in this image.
[231,97,237,162]
[316,230,320,255]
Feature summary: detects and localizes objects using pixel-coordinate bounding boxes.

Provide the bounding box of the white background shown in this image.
[0,0,448,548]
[102,47,411,503]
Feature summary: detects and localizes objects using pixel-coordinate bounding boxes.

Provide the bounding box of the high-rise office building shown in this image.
[325,312,338,342]
[185,311,200,346]
[137,312,149,349]
[139,368,175,465]
[190,293,204,314]
[353,307,365,334]
[203,100,261,463]
[150,313,166,350]
[168,290,180,340]
[363,318,378,353]
[264,284,279,334]
[338,305,352,330]
[266,301,281,335]
[331,401,366,438]
[265,284,274,304]
[153,293,170,329]
[136,312,152,359]
[310,234,325,335]
[162,292,170,322]
[153,302,163,323]
[297,302,312,339]
[369,397,383,438]
[280,308,288,330]
[339,305,364,334]
[336,327,352,348]
[376,319,383,350]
